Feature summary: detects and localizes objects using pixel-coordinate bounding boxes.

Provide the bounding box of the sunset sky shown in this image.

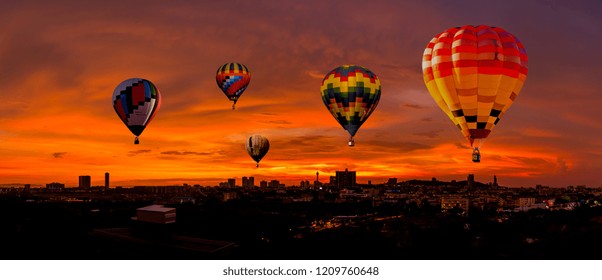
[1,0,601,188]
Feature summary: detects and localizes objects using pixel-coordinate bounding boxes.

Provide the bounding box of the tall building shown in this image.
[105,172,110,190]
[467,174,475,189]
[260,180,268,188]
[336,168,356,188]
[79,175,91,190]
[493,175,498,187]
[242,177,255,188]
[227,178,236,188]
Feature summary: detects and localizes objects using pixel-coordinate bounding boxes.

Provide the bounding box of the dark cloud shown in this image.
[52,152,66,158]
[272,135,340,154]
[368,140,431,153]
[413,131,440,139]
[508,156,552,167]
[128,150,152,156]
[556,157,569,174]
[403,103,425,109]
[455,142,470,150]
[160,151,216,156]
[261,120,292,125]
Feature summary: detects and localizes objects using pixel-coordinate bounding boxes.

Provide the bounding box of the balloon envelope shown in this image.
[422,25,528,148]
[112,78,161,144]
[216,63,251,109]
[246,134,269,167]
[320,65,381,146]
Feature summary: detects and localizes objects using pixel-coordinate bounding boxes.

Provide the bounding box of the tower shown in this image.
[105,172,110,191]
[314,171,322,189]
[493,175,498,187]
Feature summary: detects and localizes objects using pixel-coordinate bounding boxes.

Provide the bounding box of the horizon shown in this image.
[1,1,601,189]
[0,171,592,189]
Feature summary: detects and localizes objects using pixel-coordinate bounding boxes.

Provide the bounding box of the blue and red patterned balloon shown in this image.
[112,78,161,144]
[216,63,251,110]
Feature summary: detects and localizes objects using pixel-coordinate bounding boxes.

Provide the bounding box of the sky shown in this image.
[0,0,601,188]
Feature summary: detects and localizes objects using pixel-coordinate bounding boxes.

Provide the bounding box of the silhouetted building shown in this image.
[387,178,397,187]
[314,180,322,189]
[260,180,268,188]
[133,186,185,194]
[467,174,475,189]
[134,205,176,224]
[46,182,65,191]
[24,184,31,191]
[228,178,236,188]
[300,180,310,188]
[223,192,238,201]
[336,168,356,188]
[105,172,110,190]
[242,176,255,188]
[269,180,280,188]
[79,175,91,190]
[493,175,498,187]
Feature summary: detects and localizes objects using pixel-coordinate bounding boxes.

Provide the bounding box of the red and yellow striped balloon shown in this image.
[422,25,528,148]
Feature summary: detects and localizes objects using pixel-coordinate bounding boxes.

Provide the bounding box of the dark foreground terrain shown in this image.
[2,196,602,260]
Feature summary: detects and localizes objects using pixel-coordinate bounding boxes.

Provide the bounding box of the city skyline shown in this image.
[0,170,556,189]
[1,1,601,188]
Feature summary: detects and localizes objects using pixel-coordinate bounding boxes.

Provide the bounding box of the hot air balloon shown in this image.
[216,62,251,110]
[422,25,528,162]
[246,134,269,167]
[112,78,161,144]
[320,65,381,147]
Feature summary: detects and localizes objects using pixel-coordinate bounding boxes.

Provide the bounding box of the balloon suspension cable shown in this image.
[348,136,355,147]
[256,163,259,168]
[134,137,139,145]
[232,103,236,110]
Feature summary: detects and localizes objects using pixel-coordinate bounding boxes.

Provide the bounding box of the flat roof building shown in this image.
[134,205,176,224]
